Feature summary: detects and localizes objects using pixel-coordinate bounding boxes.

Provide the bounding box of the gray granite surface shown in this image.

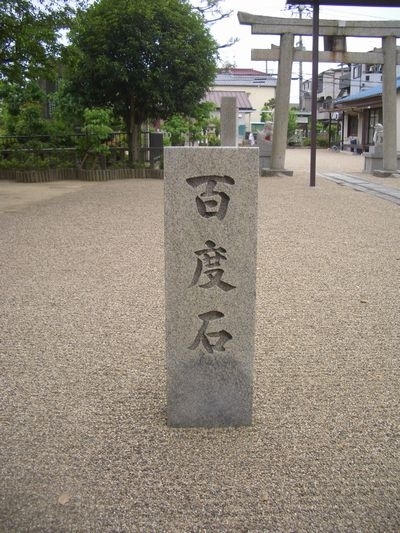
[164,147,258,426]
[220,96,238,147]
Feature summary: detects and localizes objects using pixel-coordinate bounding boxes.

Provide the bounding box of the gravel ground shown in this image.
[1,149,399,532]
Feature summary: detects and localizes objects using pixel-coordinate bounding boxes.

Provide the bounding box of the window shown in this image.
[353,65,361,79]
[348,115,358,137]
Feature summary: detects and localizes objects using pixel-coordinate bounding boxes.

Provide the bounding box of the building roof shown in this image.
[335,77,400,105]
[204,91,254,111]
[214,70,277,88]
[225,68,269,77]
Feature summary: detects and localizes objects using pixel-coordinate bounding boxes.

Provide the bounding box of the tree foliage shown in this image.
[163,114,189,146]
[188,101,217,144]
[48,80,85,134]
[0,0,88,84]
[260,99,275,123]
[0,81,47,135]
[82,108,113,150]
[78,107,114,168]
[65,0,218,162]
[287,107,298,140]
[163,101,217,146]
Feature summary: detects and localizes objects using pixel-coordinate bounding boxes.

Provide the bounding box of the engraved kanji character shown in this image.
[188,310,232,354]
[186,175,235,220]
[190,240,236,292]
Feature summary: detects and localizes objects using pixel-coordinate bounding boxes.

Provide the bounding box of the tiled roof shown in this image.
[204,91,254,110]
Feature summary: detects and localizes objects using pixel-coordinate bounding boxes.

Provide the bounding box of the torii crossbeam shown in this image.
[239,10,400,183]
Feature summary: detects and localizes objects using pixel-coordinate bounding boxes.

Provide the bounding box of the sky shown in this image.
[208,0,400,102]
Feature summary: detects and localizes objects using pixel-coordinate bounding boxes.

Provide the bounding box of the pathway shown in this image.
[319,171,400,205]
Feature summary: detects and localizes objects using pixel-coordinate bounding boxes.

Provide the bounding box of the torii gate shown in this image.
[238,11,400,183]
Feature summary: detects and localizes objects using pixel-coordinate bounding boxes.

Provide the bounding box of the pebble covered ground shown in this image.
[1,149,399,532]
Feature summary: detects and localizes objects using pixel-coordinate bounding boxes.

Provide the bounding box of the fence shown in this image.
[0,168,162,182]
[0,131,164,174]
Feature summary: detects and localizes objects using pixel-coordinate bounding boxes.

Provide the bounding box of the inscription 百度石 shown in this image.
[165,146,258,426]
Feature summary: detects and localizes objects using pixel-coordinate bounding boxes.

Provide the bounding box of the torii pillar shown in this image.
[271,33,294,173]
[238,12,400,179]
[383,36,397,172]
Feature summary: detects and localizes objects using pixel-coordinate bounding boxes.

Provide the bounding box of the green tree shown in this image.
[163,114,189,146]
[48,80,86,136]
[287,108,298,140]
[15,101,49,138]
[260,98,275,123]
[79,107,114,168]
[260,106,273,124]
[164,102,216,146]
[65,0,218,163]
[188,101,216,144]
[0,1,87,84]
[0,80,47,135]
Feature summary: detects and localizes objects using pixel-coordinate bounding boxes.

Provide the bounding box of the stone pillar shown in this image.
[271,33,294,170]
[164,146,258,427]
[382,36,397,172]
[220,96,237,147]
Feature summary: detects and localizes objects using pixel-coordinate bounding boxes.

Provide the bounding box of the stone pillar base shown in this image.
[364,151,400,173]
[373,170,395,177]
[261,168,294,177]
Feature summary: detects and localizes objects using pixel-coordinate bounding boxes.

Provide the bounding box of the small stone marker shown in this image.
[164,146,258,427]
[220,96,237,147]
[256,138,272,175]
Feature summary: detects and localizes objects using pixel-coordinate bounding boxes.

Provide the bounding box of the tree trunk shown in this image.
[132,120,142,164]
[126,99,143,166]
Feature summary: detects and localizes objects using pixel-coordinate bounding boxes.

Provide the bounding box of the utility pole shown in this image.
[298,5,305,110]
[287,4,310,109]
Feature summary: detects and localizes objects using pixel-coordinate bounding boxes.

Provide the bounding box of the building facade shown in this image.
[302,58,400,152]
[302,66,350,122]
[333,59,400,151]
[334,77,400,152]
[209,68,277,127]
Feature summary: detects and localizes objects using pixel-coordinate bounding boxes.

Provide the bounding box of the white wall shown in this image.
[211,85,275,125]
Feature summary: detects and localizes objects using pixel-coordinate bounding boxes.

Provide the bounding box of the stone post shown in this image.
[220,96,238,147]
[164,146,258,427]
